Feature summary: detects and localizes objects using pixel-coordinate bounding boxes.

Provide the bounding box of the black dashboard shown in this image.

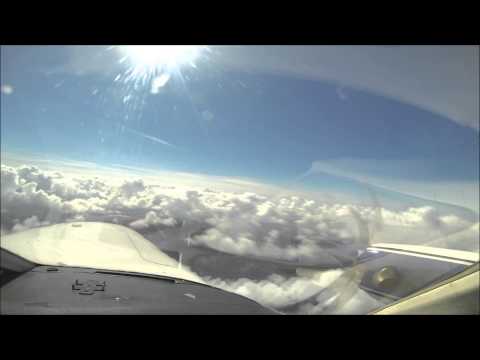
[0,250,277,315]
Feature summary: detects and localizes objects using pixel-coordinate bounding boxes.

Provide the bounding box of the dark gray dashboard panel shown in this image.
[0,266,277,315]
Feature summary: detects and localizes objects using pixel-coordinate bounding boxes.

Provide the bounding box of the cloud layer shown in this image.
[1,162,477,313]
[2,163,476,253]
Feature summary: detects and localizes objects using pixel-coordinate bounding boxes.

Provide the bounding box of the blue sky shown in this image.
[1,45,478,212]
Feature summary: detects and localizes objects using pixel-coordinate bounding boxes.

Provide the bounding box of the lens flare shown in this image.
[116,45,208,88]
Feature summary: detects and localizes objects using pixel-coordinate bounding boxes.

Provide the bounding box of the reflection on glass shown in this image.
[1,45,478,314]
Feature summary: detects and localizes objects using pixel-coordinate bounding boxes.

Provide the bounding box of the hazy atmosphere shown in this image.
[1,45,478,313]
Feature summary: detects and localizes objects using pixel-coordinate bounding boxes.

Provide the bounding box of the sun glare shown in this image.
[117,45,208,88]
[121,46,205,68]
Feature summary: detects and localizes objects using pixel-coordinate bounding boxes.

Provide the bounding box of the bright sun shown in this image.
[117,45,208,87]
[120,45,206,68]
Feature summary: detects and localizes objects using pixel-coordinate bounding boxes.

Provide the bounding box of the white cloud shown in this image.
[1,162,476,257]
[1,165,69,226]
[11,216,50,233]
[130,210,177,230]
[204,270,343,309]
[1,160,478,313]
[1,84,14,95]
[202,269,386,314]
